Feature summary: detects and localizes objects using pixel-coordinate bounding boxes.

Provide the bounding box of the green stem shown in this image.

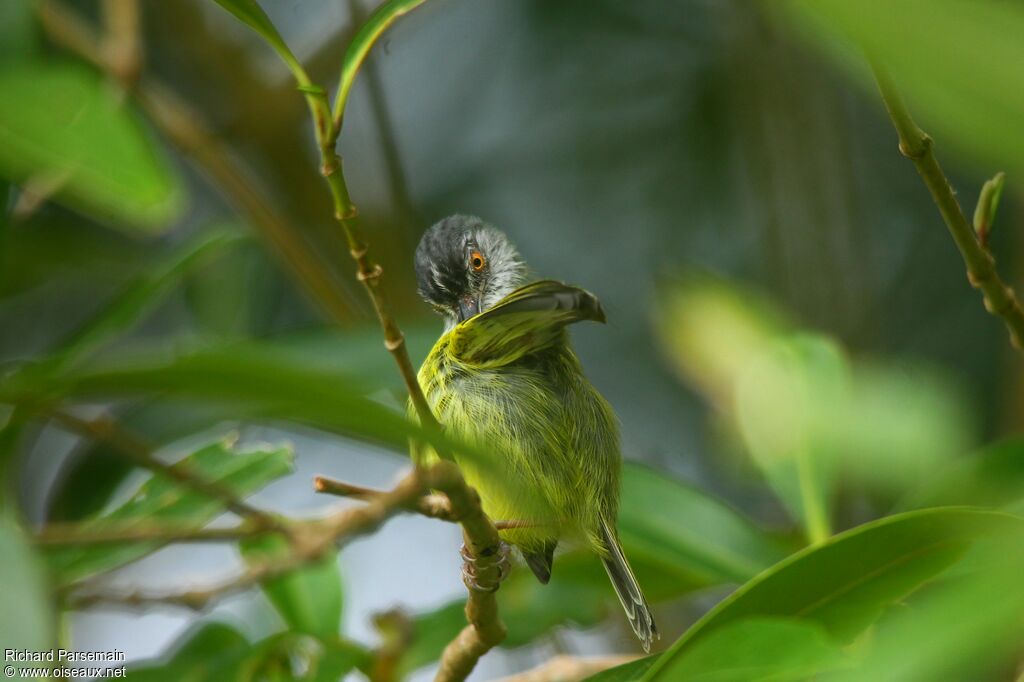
[872,64,1024,351]
[797,447,830,545]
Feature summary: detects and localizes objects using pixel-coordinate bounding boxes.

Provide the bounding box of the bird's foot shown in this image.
[460,541,511,593]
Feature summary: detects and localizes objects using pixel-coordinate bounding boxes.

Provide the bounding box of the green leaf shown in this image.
[822,540,1024,682]
[641,509,1023,680]
[334,0,429,123]
[1,343,501,477]
[209,0,306,82]
[584,656,659,682]
[658,618,845,682]
[0,63,182,229]
[401,464,789,673]
[0,518,54,672]
[897,438,1024,512]
[126,622,250,682]
[128,622,366,682]
[46,438,294,585]
[618,464,791,586]
[777,0,1024,179]
[240,534,343,639]
[48,230,242,372]
[0,0,37,62]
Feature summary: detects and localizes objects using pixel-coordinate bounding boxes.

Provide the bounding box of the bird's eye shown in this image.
[470,251,486,271]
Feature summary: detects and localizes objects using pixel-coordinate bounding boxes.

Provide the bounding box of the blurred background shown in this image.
[2,0,1023,680]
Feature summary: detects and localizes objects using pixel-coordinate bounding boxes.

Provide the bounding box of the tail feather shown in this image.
[599,517,658,653]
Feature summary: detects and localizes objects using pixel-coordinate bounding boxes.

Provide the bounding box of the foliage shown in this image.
[0,0,1022,681]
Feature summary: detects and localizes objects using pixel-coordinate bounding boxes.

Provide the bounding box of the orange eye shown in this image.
[470,251,486,271]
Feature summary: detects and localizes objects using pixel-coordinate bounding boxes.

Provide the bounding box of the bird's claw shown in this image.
[460,541,510,593]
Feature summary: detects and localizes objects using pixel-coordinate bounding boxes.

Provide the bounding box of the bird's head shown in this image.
[415,215,527,328]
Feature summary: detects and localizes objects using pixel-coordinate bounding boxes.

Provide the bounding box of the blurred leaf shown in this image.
[46,438,293,585]
[1,344,502,476]
[0,63,181,229]
[0,0,36,62]
[824,533,1024,682]
[897,438,1024,512]
[208,0,305,80]
[240,534,343,639]
[48,231,241,371]
[618,464,791,585]
[47,402,243,522]
[657,618,845,681]
[583,656,658,682]
[127,621,366,682]
[402,464,789,673]
[642,509,1023,680]
[657,276,973,535]
[126,621,250,682]
[0,517,53,672]
[777,0,1024,178]
[734,334,844,542]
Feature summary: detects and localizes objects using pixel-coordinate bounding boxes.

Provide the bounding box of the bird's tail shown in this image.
[599,516,658,652]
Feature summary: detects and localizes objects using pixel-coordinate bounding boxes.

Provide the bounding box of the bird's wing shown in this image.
[449,280,606,367]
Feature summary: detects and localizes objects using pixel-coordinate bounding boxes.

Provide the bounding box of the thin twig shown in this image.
[872,64,1024,350]
[33,519,273,546]
[48,410,285,534]
[314,474,456,521]
[495,655,641,682]
[65,463,496,617]
[37,0,361,324]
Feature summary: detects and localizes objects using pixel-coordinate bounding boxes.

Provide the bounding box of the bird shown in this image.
[410,214,657,652]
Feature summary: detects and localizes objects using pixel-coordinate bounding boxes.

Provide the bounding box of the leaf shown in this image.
[618,464,791,586]
[47,230,242,372]
[822,539,1024,682]
[125,622,250,682]
[657,618,845,682]
[127,621,367,682]
[401,464,789,673]
[0,63,182,229]
[0,518,53,673]
[334,0,429,122]
[240,534,343,639]
[45,438,294,585]
[777,0,1024,179]
[897,438,1024,512]
[0,0,36,62]
[1,343,502,478]
[641,509,1024,680]
[209,0,305,81]
[584,656,659,682]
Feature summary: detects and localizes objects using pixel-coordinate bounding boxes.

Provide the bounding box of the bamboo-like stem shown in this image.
[48,410,285,534]
[37,0,361,324]
[872,65,1024,350]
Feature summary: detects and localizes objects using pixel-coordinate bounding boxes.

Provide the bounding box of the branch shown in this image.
[872,65,1024,350]
[430,463,507,682]
[48,410,285,534]
[495,655,641,682]
[33,519,273,546]
[37,0,361,324]
[314,474,456,521]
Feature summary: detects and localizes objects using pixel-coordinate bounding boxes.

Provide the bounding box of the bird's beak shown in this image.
[457,296,480,322]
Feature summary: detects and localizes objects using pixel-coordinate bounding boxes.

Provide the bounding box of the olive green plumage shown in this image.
[411,215,657,651]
